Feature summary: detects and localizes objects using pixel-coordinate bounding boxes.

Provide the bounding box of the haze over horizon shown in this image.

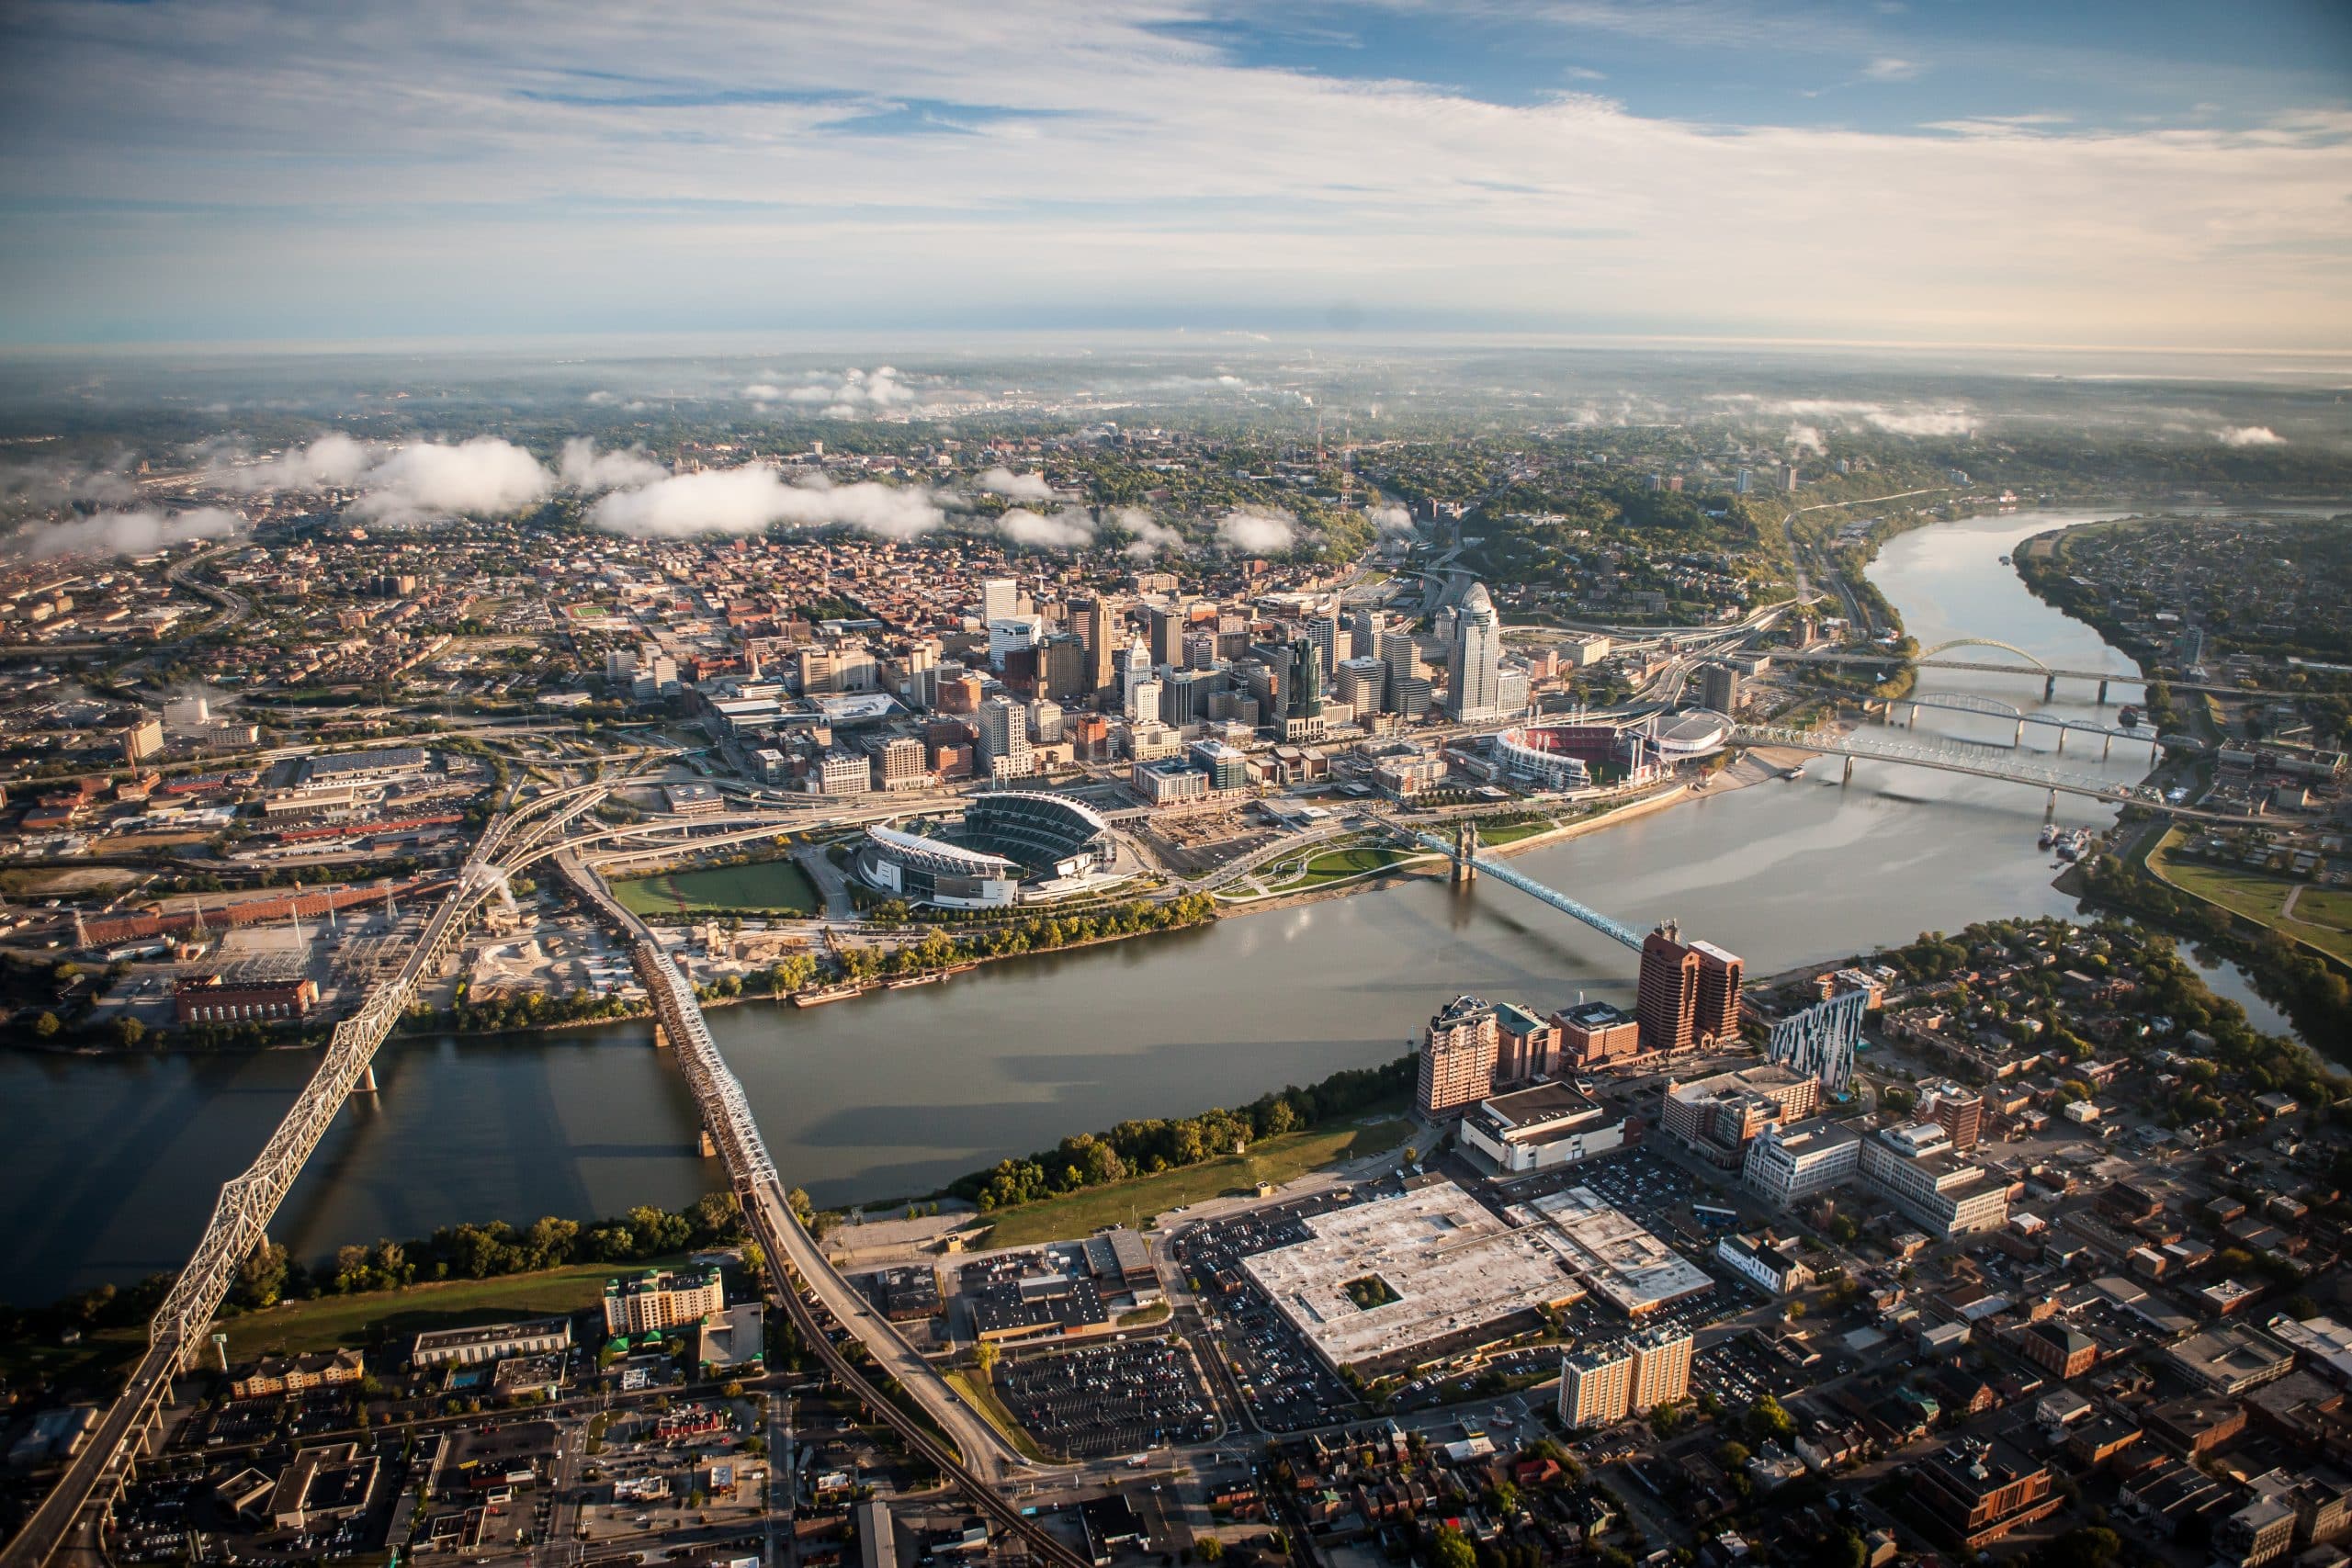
[2,0,2348,351]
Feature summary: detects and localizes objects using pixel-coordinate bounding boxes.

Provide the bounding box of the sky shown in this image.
[0,0,2347,350]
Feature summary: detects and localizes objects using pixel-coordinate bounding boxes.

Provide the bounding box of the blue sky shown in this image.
[0,0,2346,348]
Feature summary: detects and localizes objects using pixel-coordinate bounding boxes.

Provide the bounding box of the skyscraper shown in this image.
[1690,941,1745,1047]
[979,577,1019,626]
[1629,1326,1694,1410]
[1148,600,1190,671]
[1448,581,1503,722]
[1286,638,1324,721]
[1697,661,1740,715]
[1637,921,1702,1055]
[1072,594,1122,705]
[1417,994,1499,1118]
[976,695,1033,778]
[1306,610,1350,675]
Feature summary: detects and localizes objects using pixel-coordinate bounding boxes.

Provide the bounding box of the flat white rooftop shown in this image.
[1241,1184,1587,1371]
[1524,1185,1715,1315]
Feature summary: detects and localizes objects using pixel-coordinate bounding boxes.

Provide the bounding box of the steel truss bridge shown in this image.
[1783,646,2302,700]
[556,852,1090,1568]
[0,780,612,1568]
[1894,693,2168,758]
[1735,721,2135,802]
[1408,825,1645,949]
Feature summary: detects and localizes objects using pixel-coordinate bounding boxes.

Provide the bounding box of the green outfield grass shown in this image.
[612,856,820,918]
[976,1115,1411,1250]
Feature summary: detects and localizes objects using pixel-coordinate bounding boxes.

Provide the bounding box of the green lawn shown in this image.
[220,1255,690,1362]
[2150,831,2352,965]
[977,1116,1412,1251]
[946,1370,1056,1463]
[1471,818,1556,847]
[1299,844,1417,883]
[613,855,820,918]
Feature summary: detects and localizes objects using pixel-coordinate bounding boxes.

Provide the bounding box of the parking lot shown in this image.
[1172,1190,1369,1433]
[995,1337,1217,1460]
[1692,1327,1854,1407]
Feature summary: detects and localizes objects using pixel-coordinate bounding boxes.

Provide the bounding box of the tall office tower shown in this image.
[1781,464,1800,492]
[1126,677,1162,726]
[1417,994,1499,1118]
[1071,595,1122,704]
[1559,1345,1634,1427]
[980,577,1019,626]
[1027,697,1066,745]
[1335,655,1388,716]
[1117,635,1153,714]
[1148,600,1190,670]
[1735,469,1754,495]
[1039,634,1088,704]
[1690,941,1746,1047]
[1629,1326,1695,1410]
[976,696,1033,778]
[1160,667,1223,728]
[1286,638,1324,721]
[1697,661,1741,716]
[1638,921,1702,1055]
[1306,612,1351,675]
[1182,629,1220,670]
[1448,582,1504,722]
[1380,626,1427,684]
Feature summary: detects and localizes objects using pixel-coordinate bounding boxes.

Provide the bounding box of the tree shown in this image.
[1196,1540,1224,1564]
[1430,1527,1476,1568]
[973,1340,1001,1377]
[32,1011,60,1040]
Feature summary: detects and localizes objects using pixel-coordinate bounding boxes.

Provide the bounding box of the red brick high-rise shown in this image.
[1637,922,1701,1055]
[1691,941,1745,1047]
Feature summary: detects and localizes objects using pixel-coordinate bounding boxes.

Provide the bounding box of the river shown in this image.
[0,504,2313,1304]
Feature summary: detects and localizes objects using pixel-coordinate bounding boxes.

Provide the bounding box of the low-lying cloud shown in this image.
[977,467,1058,502]
[212,434,554,523]
[1115,505,1183,559]
[2216,424,2286,447]
[585,465,943,540]
[1366,501,1415,535]
[10,505,243,559]
[558,438,668,492]
[997,507,1096,550]
[1768,399,1974,438]
[1216,506,1300,555]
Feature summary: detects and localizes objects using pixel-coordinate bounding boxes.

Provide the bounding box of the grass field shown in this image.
[2150,831,2352,965]
[219,1255,689,1362]
[1298,845,1418,884]
[612,856,820,918]
[945,1370,1056,1463]
[977,1115,1412,1251]
[1472,818,1557,847]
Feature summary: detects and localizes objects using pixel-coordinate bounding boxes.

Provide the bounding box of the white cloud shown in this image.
[743,382,786,400]
[585,464,942,540]
[977,467,1058,502]
[211,434,554,521]
[1768,399,1973,437]
[2215,424,2286,446]
[1115,505,1183,558]
[1216,506,1300,555]
[1366,501,1415,535]
[0,459,140,513]
[1785,423,1826,454]
[212,433,377,491]
[558,437,668,491]
[10,505,243,559]
[997,507,1095,550]
[346,437,553,523]
[5,5,2351,349]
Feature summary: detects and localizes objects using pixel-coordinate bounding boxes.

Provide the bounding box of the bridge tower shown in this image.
[2044,673,2057,701]
[1450,819,1478,885]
